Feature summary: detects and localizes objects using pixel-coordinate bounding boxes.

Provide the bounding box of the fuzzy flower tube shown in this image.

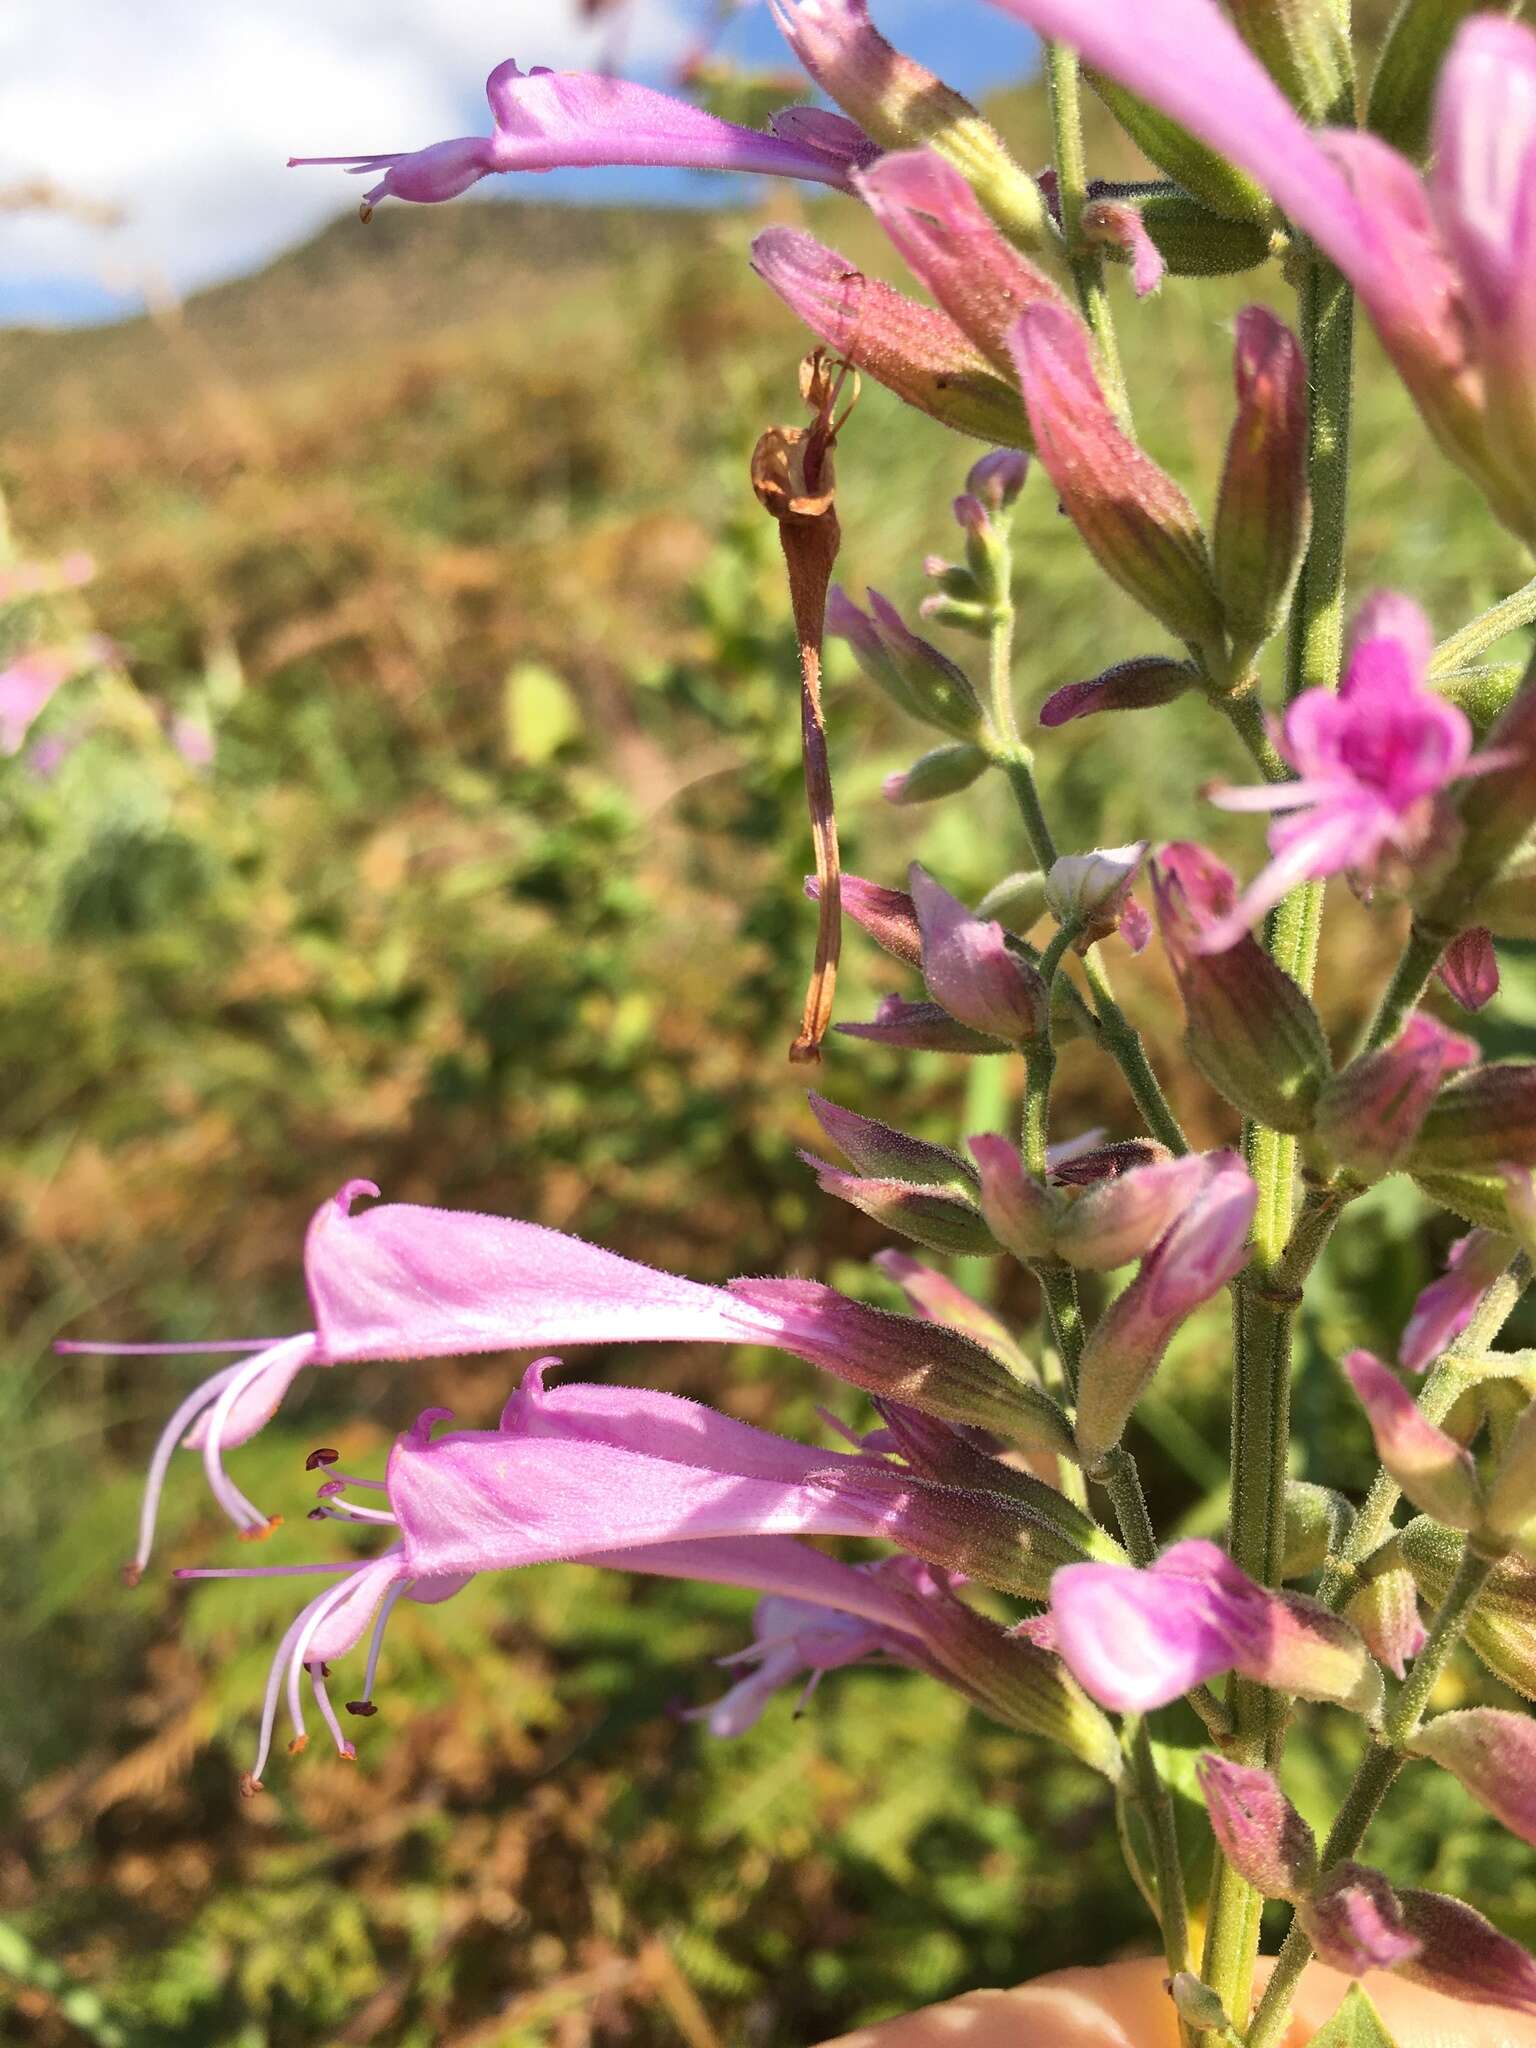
[61,8,1536,2045]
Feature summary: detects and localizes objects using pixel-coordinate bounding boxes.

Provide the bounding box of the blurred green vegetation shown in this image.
[3,72,1536,2047]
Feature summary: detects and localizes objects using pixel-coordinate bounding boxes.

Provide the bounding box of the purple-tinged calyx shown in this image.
[1299,1863,1422,1976]
[1212,307,1311,658]
[289,60,872,215]
[1313,1010,1479,1182]
[1043,844,1150,954]
[750,228,1034,448]
[1436,926,1499,1012]
[1048,1537,1382,1716]
[828,588,984,739]
[806,871,920,968]
[1196,1755,1318,1902]
[1394,1888,1536,2016]
[1345,1543,1426,1682]
[1008,302,1225,650]
[1038,656,1196,729]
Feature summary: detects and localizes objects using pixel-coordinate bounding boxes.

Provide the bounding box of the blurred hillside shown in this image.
[3,75,1535,2047]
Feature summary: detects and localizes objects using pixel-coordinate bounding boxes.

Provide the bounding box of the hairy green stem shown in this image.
[1130,1718,1195,1991]
[1043,40,1129,422]
[1355,920,1451,1055]
[1080,951,1190,1156]
[1204,245,1357,2029]
[1430,573,1536,676]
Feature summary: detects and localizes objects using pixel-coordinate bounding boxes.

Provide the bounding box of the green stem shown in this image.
[1080,950,1190,1155]
[1355,920,1451,1056]
[1204,245,1357,2031]
[1034,1258,1083,1403]
[1021,1039,1056,1182]
[1130,1717,1194,1991]
[1246,1543,1501,2048]
[1430,573,1536,676]
[1043,41,1129,423]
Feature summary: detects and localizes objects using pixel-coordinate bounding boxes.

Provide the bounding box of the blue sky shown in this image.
[0,2,1036,329]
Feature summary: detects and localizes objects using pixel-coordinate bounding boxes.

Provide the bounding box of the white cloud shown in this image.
[0,0,690,320]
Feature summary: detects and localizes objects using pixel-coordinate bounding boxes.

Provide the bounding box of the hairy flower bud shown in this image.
[1044,843,1150,952]
[807,1094,975,1193]
[808,871,921,967]
[751,229,1034,448]
[1084,70,1272,225]
[1344,1350,1483,1529]
[1038,656,1197,728]
[836,994,1008,1055]
[1410,1063,1536,1175]
[976,870,1049,934]
[1411,1709,1536,1848]
[1280,1479,1351,1580]
[830,587,986,737]
[967,1135,1060,1262]
[1154,843,1333,1133]
[1226,0,1353,123]
[1136,190,1273,278]
[1168,1975,1233,2035]
[1400,1516,1536,1701]
[1367,0,1488,159]
[1399,1228,1513,1372]
[1345,1546,1427,1680]
[1436,926,1499,1012]
[1213,308,1311,657]
[1395,1889,1536,2016]
[1313,1012,1479,1181]
[912,866,1050,1044]
[1300,1864,1421,1975]
[1009,305,1225,650]
[1484,1399,1536,1564]
[967,449,1028,517]
[1074,1152,1255,1466]
[884,742,990,805]
[1196,1755,1318,1901]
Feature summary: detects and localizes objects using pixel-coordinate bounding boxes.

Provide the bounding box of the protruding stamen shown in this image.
[356,1576,411,1710]
[126,1360,246,1578]
[345,1700,378,1718]
[238,1515,284,1544]
[287,1734,309,1756]
[250,1570,364,1786]
[306,1448,340,1470]
[201,1335,315,1537]
[239,1771,263,1799]
[310,1664,357,1760]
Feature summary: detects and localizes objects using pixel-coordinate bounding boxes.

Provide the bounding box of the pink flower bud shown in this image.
[1081,197,1165,296]
[750,228,1034,449]
[1314,1011,1479,1181]
[1395,1888,1536,2016]
[854,150,1068,372]
[807,1094,976,1192]
[836,994,1007,1055]
[967,1135,1059,1262]
[873,1250,1032,1379]
[911,866,1050,1044]
[1195,1755,1318,1902]
[1300,1864,1421,1975]
[1038,655,1196,728]
[1485,1399,1536,1563]
[1411,1709,1536,1849]
[1050,1539,1381,1716]
[1213,307,1311,655]
[806,872,920,967]
[863,591,985,738]
[1051,1153,1210,1272]
[966,449,1029,516]
[1399,1228,1512,1373]
[1436,926,1499,1012]
[1008,303,1225,648]
[1153,843,1333,1133]
[1074,1153,1255,1464]
[1343,1350,1483,1530]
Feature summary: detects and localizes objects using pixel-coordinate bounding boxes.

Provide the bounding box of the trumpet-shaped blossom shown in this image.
[1049,1537,1382,1717]
[62,1181,1075,1579]
[179,1373,1118,1785]
[1399,1227,1513,1373]
[981,3,1536,541]
[289,60,875,214]
[689,1588,909,1738]
[1198,594,1507,951]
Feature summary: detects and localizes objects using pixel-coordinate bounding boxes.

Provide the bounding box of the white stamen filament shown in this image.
[251,1571,362,1785]
[201,1334,314,1535]
[357,1578,411,1707]
[131,1362,244,1574]
[309,1664,356,1760]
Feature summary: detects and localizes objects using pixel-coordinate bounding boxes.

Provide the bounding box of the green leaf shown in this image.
[1308,1984,1402,2047]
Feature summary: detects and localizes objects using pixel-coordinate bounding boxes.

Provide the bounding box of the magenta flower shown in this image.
[290,59,873,214]
[178,1372,1114,1786]
[981,3,1536,539]
[1399,1226,1513,1373]
[64,1180,1074,1580]
[1198,592,1506,951]
[1049,1537,1381,1716]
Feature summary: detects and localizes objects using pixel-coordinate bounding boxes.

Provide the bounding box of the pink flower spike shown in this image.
[1399,1228,1513,1374]
[1343,1350,1483,1529]
[1436,927,1499,1012]
[290,60,867,214]
[1049,1538,1380,1716]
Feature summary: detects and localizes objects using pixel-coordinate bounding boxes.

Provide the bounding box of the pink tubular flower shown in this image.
[289,59,873,214]
[63,1180,1075,1580]
[178,1373,1117,1786]
[981,2,1536,541]
[1398,1226,1513,1373]
[1049,1537,1382,1716]
[1198,592,1506,951]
